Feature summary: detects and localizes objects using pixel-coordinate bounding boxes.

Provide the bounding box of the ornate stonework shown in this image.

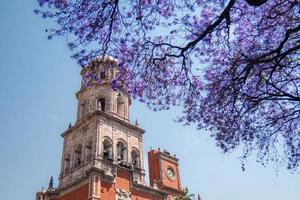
[36,57,185,200]
[116,188,131,200]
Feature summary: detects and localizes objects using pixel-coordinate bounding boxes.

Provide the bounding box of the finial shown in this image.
[163,150,170,155]
[68,123,72,129]
[48,176,54,189]
[135,119,139,127]
[198,194,202,200]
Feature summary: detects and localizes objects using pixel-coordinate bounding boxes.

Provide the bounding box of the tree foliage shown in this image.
[35,0,300,171]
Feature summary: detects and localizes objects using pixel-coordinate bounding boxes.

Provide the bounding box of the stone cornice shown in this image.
[75,82,132,105]
[131,181,167,196]
[61,109,145,137]
[160,184,185,195]
[158,151,179,163]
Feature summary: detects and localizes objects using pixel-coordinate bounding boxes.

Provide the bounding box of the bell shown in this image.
[117,154,122,161]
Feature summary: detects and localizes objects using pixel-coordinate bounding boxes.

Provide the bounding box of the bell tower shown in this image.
[56,56,145,200]
[36,56,187,200]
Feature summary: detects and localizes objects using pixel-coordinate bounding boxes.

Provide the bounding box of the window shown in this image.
[64,153,71,174]
[81,103,86,117]
[100,71,106,79]
[131,149,140,169]
[98,98,105,111]
[116,95,124,117]
[86,140,92,161]
[103,138,113,161]
[74,144,82,168]
[117,141,127,161]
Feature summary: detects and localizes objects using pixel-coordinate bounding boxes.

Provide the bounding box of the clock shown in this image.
[166,167,175,180]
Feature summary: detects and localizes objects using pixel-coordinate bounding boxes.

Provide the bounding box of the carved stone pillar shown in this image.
[88,173,101,200]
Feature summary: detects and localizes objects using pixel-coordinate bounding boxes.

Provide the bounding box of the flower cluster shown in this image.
[36,0,300,171]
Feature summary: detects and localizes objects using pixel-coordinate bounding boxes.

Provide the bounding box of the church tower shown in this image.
[148,150,182,194]
[36,57,184,200]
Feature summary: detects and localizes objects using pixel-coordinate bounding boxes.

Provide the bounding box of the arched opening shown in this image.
[86,140,92,161]
[98,98,105,111]
[100,71,106,79]
[116,95,124,117]
[81,103,86,117]
[74,144,82,168]
[103,138,113,161]
[64,153,71,174]
[117,141,127,161]
[131,149,140,169]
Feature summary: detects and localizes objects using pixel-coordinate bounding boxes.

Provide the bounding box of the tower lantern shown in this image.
[76,56,131,123]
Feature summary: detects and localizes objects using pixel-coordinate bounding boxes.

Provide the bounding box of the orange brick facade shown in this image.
[148,150,182,194]
[36,57,184,200]
[56,184,89,200]
[37,150,182,200]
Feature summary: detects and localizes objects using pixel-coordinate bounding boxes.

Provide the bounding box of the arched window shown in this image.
[86,140,92,161]
[98,98,105,111]
[64,153,70,174]
[116,95,124,117]
[117,141,127,161]
[74,144,82,168]
[100,71,106,79]
[81,103,86,117]
[131,149,140,169]
[103,138,113,161]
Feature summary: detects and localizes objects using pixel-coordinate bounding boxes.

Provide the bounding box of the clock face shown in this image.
[166,167,175,180]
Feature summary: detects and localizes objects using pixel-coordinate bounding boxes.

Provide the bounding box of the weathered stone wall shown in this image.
[76,82,130,122]
[98,115,144,167]
[59,117,97,187]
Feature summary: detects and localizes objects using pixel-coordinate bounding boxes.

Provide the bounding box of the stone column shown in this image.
[88,173,101,200]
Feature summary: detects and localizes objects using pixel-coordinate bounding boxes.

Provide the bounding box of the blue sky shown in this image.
[0,1,299,200]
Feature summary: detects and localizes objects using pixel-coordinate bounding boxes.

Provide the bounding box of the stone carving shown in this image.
[116,188,131,200]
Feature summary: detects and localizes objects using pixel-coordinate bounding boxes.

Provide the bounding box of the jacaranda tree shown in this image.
[35,0,300,171]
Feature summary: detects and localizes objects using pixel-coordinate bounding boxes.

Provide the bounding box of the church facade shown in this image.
[36,57,184,200]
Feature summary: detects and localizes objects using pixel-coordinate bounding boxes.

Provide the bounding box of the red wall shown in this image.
[116,168,131,192]
[131,189,164,200]
[160,159,180,190]
[52,150,180,200]
[55,184,88,200]
[148,150,181,192]
[148,150,161,187]
[100,181,115,200]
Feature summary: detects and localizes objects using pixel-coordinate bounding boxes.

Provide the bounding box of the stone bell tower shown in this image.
[36,57,146,200]
[36,56,186,200]
[60,56,145,186]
